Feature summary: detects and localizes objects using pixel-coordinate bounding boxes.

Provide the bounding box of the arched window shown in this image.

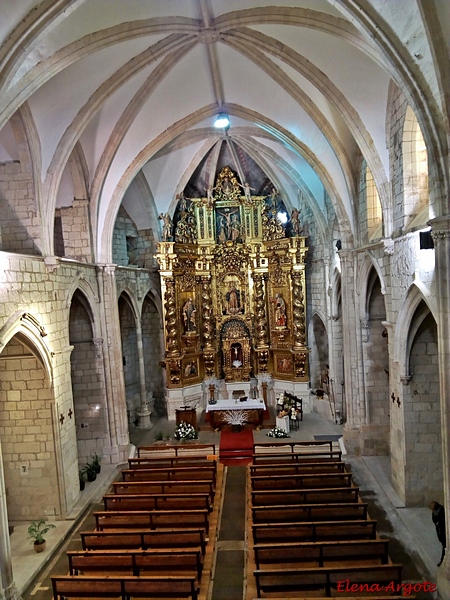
[402,107,429,229]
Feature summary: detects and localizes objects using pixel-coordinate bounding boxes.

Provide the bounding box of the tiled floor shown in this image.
[11,410,442,599]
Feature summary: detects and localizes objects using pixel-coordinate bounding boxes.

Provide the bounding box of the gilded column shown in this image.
[252,273,269,372]
[291,271,306,347]
[201,277,214,349]
[201,276,216,377]
[163,277,179,357]
[253,273,268,347]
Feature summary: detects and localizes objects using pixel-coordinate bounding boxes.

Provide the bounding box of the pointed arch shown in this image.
[394,282,437,375]
[0,311,53,383]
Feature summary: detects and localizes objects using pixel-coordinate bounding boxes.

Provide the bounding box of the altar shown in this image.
[206,398,266,430]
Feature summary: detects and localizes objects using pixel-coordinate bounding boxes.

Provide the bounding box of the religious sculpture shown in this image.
[159,213,173,242]
[225,284,242,315]
[182,297,196,333]
[290,207,302,236]
[272,293,287,327]
[238,181,255,203]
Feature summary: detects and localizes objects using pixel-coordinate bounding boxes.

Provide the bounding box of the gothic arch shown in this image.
[394,283,437,376]
[0,310,53,382]
[357,252,386,320]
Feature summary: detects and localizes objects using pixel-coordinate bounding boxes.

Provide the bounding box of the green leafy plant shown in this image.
[154,431,164,441]
[28,518,56,544]
[91,453,102,473]
[84,462,97,481]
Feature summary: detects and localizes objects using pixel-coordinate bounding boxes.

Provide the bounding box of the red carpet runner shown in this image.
[219,428,254,466]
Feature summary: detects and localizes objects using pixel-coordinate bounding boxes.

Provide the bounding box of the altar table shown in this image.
[206,399,266,429]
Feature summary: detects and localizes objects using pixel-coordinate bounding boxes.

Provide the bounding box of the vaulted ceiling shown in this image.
[0,1,448,261]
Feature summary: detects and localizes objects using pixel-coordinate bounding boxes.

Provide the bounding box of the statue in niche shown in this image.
[225,284,242,315]
[230,213,241,242]
[182,297,196,333]
[231,343,243,367]
[272,293,287,327]
[159,213,173,242]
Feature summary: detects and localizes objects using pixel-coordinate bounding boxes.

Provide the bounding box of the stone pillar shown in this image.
[0,443,22,600]
[339,250,366,454]
[97,265,129,463]
[430,216,450,596]
[136,321,152,429]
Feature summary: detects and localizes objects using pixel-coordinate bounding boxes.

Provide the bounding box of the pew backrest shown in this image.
[80,528,206,554]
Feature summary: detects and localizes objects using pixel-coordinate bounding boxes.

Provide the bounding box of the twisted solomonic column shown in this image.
[252,273,268,347]
[292,272,306,347]
[163,277,179,356]
[201,277,214,349]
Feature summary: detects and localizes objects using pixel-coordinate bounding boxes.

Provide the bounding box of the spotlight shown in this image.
[277,211,288,224]
[214,113,230,128]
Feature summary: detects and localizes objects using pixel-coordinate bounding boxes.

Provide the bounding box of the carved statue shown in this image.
[272,293,287,327]
[290,207,302,236]
[238,181,255,203]
[159,213,173,242]
[182,297,196,333]
[226,284,242,315]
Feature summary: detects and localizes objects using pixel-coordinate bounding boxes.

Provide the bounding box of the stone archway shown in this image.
[0,333,59,520]
[403,308,442,506]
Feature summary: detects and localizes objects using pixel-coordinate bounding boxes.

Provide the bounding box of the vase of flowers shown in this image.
[174,421,198,441]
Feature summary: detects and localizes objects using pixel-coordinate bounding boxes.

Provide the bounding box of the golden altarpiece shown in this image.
[156,167,308,415]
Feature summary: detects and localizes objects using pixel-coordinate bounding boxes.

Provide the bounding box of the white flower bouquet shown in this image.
[174,421,198,440]
[267,426,290,438]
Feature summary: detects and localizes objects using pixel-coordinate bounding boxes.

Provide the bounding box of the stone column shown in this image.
[0,443,22,600]
[339,250,366,454]
[430,216,450,595]
[136,321,152,429]
[97,264,129,463]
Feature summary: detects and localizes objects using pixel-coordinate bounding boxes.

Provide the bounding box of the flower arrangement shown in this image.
[222,410,247,426]
[267,426,290,438]
[174,421,198,441]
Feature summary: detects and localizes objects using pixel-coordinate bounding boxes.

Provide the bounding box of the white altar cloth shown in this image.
[206,398,266,412]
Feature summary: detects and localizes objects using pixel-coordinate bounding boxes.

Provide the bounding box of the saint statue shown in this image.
[182,297,196,333]
[159,213,173,242]
[291,207,302,236]
[272,293,287,327]
[226,284,241,315]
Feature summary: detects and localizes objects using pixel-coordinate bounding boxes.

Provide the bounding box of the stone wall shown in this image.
[0,162,41,254]
[0,337,57,520]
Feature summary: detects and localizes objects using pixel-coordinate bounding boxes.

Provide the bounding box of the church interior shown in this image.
[0,1,450,598]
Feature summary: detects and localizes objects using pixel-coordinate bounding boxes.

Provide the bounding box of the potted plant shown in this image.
[91,453,102,474]
[79,468,87,491]
[84,462,97,482]
[28,518,56,553]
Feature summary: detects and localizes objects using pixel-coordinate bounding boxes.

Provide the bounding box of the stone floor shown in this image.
[11,410,442,599]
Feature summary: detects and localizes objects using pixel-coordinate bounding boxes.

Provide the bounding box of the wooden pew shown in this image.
[252,502,369,524]
[94,509,210,532]
[252,450,343,464]
[121,464,217,485]
[103,492,211,512]
[253,440,335,454]
[51,574,198,599]
[253,539,390,569]
[249,461,347,476]
[250,472,353,490]
[137,443,216,457]
[129,455,217,469]
[251,486,360,506]
[111,479,215,503]
[80,528,207,555]
[254,564,402,598]
[67,547,203,579]
[252,520,378,544]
